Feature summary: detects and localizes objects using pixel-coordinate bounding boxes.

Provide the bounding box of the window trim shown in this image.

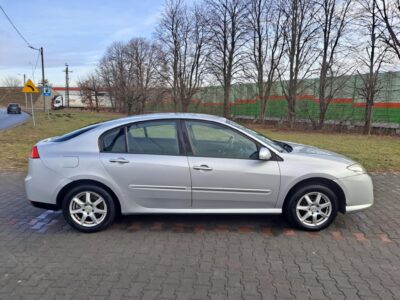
[98,125,128,153]
[181,119,262,160]
[98,118,283,161]
[99,119,186,156]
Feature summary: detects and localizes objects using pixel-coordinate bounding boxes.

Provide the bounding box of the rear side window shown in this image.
[53,124,101,142]
[127,120,180,156]
[100,127,126,153]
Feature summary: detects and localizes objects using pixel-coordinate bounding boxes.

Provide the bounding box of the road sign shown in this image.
[43,86,51,96]
[22,79,39,93]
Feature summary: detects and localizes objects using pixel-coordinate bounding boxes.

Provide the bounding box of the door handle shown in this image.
[109,158,129,164]
[193,165,213,171]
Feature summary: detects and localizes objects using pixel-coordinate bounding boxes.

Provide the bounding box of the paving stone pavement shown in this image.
[0,172,399,300]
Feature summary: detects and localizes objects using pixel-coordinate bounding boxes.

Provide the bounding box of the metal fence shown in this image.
[146,71,400,126]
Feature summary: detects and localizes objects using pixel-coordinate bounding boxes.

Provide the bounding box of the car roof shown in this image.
[97,113,227,129]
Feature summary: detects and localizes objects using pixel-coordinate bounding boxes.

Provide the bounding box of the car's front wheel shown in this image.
[285,184,338,231]
[62,185,116,233]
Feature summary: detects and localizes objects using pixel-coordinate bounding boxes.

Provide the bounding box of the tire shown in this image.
[62,184,116,233]
[285,184,338,231]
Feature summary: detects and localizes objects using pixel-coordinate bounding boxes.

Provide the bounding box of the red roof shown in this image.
[53,87,81,91]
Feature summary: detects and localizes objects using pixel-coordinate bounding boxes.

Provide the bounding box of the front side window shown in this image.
[127,120,180,156]
[185,121,258,159]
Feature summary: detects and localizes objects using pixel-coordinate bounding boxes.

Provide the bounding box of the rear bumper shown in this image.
[25,158,70,206]
[30,201,59,210]
[334,173,374,213]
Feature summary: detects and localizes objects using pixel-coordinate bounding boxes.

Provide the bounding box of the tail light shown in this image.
[30,146,40,159]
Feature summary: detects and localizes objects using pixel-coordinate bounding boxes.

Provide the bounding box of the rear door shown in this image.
[99,120,191,209]
[183,120,280,209]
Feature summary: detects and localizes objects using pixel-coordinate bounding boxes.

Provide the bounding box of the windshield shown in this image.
[226,120,285,152]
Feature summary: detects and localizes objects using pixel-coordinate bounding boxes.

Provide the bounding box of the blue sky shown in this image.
[0,0,166,86]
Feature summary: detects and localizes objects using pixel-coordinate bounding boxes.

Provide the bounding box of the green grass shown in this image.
[0,111,119,170]
[253,126,400,172]
[0,111,398,171]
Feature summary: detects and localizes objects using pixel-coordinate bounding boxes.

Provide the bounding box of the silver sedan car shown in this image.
[25,113,373,232]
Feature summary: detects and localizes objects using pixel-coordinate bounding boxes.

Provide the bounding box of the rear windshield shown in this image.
[52,124,101,142]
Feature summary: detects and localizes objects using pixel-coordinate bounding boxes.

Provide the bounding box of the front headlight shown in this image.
[347,163,366,174]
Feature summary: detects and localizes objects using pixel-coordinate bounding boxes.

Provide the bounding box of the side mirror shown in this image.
[259,147,272,161]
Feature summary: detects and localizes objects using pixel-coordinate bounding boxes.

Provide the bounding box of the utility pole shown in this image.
[29,46,46,111]
[40,47,46,112]
[23,73,27,110]
[18,73,27,109]
[63,63,72,108]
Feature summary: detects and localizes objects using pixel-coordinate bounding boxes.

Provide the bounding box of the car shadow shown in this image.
[114,213,290,235]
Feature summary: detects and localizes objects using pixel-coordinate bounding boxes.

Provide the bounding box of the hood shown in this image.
[281,141,355,165]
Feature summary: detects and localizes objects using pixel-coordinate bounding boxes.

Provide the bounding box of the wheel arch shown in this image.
[56,179,122,215]
[282,177,346,214]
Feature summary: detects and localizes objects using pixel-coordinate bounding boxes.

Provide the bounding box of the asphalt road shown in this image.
[0,108,30,131]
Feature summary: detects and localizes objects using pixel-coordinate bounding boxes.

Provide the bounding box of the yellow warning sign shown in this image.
[22,79,39,93]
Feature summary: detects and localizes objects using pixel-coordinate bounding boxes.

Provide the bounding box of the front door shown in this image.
[100,120,191,209]
[183,120,280,208]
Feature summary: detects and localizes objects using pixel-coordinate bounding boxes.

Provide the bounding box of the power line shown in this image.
[0,4,47,112]
[0,5,33,48]
[33,51,40,77]
[31,50,40,81]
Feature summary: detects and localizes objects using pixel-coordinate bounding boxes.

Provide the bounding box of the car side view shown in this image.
[25,113,374,233]
[7,103,21,114]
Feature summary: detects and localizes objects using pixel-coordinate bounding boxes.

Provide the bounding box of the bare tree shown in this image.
[156,0,208,112]
[357,0,388,134]
[205,0,248,117]
[279,0,319,128]
[316,0,353,129]
[247,0,284,123]
[98,42,128,112]
[97,39,162,114]
[98,57,117,112]
[126,38,161,114]
[1,75,21,87]
[78,73,102,110]
[375,0,400,59]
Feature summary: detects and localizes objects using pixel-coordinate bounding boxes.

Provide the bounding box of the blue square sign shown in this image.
[43,86,51,96]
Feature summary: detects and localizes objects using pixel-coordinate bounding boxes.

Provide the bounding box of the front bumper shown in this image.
[334,173,374,213]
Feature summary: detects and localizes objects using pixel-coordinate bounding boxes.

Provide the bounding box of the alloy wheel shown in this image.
[69,191,108,227]
[295,192,332,227]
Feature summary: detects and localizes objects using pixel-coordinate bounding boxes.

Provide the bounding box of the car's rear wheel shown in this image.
[285,184,338,231]
[62,185,116,233]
